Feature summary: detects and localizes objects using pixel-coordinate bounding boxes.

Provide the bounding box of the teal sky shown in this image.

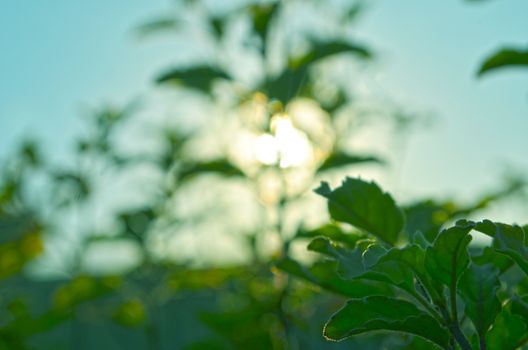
[1,0,527,208]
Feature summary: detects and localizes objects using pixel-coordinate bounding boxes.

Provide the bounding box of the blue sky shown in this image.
[1,0,527,205]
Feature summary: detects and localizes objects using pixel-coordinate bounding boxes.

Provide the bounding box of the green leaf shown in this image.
[477,47,528,76]
[323,296,449,348]
[404,200,453,243]
[425,220,474,288]
[156,66,231,93]
[307,237,366,279]
[295,223,366,248]
[458,264,501,340]
[315,177,405,245]
[53,275,121,311]
[307,237,430,299]
[264,65,309,105]
[176,159,245,184]
[486,308,528,350]
[52,171,91,206]
[509,295,528,324]
[276,258,392,298]
[112,299,147,328]
[136,17,179,38]
[118,207,155,242]
[264,39,371,105]
[290,39,371,69]
[475,220,528,276]
[365,245,427,296]
[250,2,280,55]
[471,246,513,273]
[317,152,382,173]
[209,16,227,40]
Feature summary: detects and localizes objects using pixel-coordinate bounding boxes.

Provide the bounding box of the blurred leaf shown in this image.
[199,307,276,350]
[209,16,226,40]
[176,159,245,184]
[53,275,121,311]
[250,2,280,55]
[119,208,155,243]
[112,299,147,328]
[323,296,449,348]
[276,258,392,298]
[477,47,528,76]
[136,17,179,38]
[2,307,68,338]
[167,266,245,291]
[424,220,474,288]
[0,229,43,280]
[317,152,382,173]
[404,180,523,243]
[184,339,230,350]
[156,66,231,93]
[315,178,404,245]
[486,308,528,350]
[475,220,528,276]
[52,171,91,206]
[264,65,309,105]
[265,39,371,105]
[290,39,371,69]
[18,140,42,168]
[458,264,501,342]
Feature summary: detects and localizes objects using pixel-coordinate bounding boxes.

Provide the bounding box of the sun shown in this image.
[254,114,313,169]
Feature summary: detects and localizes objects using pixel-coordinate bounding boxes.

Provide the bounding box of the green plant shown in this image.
[280,177,528,349]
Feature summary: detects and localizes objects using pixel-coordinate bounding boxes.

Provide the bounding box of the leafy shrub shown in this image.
[280,177,528,349]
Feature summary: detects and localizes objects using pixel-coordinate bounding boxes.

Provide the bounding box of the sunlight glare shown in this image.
[254,114,313,169]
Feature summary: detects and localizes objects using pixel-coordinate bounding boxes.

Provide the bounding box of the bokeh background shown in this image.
[0,0,527,349]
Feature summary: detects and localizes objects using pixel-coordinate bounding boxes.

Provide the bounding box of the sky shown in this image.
[1,0,527,207]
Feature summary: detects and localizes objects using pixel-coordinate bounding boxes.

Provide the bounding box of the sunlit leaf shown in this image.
[477,47,528,76]
[315,177,404,245]
[276,258,392,298]
[323,296,449,348]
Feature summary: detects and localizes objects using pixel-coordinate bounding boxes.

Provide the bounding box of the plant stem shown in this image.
[409,290,444,324]
[449,275,472,350]
[479,333,486,350]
